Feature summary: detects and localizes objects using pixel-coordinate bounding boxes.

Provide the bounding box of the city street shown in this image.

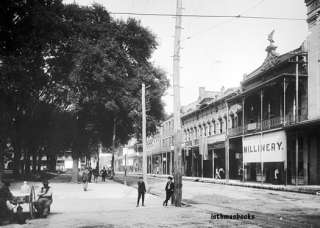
[114,174,320,228]
[3,174,319,228]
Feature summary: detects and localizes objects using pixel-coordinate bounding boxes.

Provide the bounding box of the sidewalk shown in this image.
[4,180,217,228]
[116,172,320,195]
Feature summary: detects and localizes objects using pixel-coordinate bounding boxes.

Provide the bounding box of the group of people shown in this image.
[136,176,174,207]
[81,166,112,191]
[0,179,53,225]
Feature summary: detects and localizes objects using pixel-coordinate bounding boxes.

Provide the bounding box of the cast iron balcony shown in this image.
[228,126,243,136]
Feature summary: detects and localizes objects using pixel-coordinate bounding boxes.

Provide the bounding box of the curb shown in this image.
[115,172,320,195]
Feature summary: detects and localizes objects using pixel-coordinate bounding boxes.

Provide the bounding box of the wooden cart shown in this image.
[14,186,37,218]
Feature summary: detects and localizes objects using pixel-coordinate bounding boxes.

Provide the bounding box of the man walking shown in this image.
[163,176,174,206]
[136,177,146,207]
[100,167,107,182]
[88,167,93,183]
[82,167,89,191]
[93,168,99,182]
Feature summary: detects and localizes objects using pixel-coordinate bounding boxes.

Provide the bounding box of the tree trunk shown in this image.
[24,148,31,174]
[32,153,37,173]
[37,152,42,172]
[0,145,4,183]
[49,155,56,171]
[13,144,21,176]
[71,157,79,183]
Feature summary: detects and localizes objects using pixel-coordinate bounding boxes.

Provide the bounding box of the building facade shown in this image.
[146,27,320,185]
[146,117,174,175]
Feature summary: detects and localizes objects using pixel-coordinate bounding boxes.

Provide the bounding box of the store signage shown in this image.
[243,131,286,163]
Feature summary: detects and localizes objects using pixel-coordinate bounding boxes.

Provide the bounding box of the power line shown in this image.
[109,12,305,21]
[185,0,266,41]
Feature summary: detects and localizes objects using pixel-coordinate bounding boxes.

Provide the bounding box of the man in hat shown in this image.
[136,177,146,207]
[34,180,52,218]
[163,176,174,206]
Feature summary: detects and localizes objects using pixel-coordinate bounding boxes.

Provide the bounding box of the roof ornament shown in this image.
[267,30,275,43]
[265,29,279,57]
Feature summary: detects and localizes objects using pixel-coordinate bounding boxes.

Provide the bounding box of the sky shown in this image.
[64,0,308,115]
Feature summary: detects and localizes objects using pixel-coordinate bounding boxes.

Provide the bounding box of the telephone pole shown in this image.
[142,83,148,188]
[172,0,183,207]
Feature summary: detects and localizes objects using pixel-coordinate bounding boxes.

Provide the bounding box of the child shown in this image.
[137,177,146,207]
[163,176,174,206]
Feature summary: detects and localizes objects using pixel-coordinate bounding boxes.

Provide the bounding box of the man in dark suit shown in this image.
[163,176,174,206]
[137,177,146,207]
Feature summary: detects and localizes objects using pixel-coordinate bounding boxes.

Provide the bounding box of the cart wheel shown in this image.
[29,186,36,218]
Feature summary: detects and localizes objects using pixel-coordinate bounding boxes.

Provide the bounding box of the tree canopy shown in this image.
[0,0,169,180]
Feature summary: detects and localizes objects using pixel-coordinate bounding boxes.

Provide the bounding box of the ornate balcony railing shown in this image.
[207,133,226,144]
[228,126,243,136]
[244,121,261,133]
[262,116,282,130]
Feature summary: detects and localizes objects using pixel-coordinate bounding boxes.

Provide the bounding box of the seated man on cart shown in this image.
[34,180,52,218]
[0,180,17,224]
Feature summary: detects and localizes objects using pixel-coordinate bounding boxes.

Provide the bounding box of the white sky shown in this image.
[64,0,308,115]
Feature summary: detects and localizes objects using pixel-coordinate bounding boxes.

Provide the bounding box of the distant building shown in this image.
[115,138,143,173]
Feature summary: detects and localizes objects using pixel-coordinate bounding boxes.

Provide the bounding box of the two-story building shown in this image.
[145,0,320,185]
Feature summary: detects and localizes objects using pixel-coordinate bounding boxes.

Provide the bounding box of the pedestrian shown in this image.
[100,167,107,182]
[215,168,221,179]
[93,168,99,183]
[163,176,174,206]
[274,168,280,184]
[34,180,53,218]
[136,177,146,207]
[88,167,93,183]
[82,167,89,191]
[219,168,225,179]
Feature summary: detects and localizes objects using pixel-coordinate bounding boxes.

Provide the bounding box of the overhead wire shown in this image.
[109,12,305,21]
[184,0,267,41]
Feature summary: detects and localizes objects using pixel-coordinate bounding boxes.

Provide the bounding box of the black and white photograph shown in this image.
[0,0,320,227]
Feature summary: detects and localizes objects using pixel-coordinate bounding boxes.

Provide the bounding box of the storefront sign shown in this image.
[243,131,286,163]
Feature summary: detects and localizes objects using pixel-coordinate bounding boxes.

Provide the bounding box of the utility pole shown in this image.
[172,0,183,207]
[142,83,148,188]
[111,119,116,178]
[124,153,127,185]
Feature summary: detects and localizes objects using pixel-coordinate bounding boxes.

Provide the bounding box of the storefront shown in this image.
[211,142,226,179]
[243,130,286,184]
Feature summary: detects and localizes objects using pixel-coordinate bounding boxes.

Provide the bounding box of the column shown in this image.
[191,148,194,177]
[170,151,173,175]
[303,135,309,184]
[295,132,299,185]
[212,149,215,178]
[260,89,264,184]
[242,96,245,182]
[166,152,169,175]
[161,153,163,174]
[225,102,230,182]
